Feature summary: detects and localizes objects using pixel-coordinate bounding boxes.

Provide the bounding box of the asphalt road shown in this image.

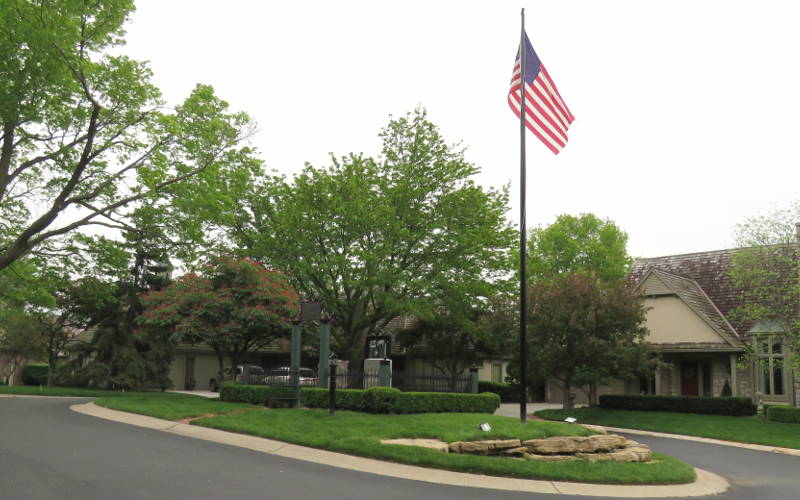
[1,397,797,499]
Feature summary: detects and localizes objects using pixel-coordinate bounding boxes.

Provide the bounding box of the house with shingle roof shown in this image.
[545,246,798,406]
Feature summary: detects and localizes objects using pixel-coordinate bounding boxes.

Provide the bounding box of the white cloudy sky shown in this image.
[119,0,799,258]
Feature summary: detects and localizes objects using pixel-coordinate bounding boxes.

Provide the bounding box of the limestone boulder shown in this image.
[523,434,626,454]
[381,438,450,453]
[499,446,529,457]
[450,439,521,454]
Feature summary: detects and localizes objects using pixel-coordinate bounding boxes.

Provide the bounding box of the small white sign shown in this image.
[479,423,492,431]
[564,417,577,423]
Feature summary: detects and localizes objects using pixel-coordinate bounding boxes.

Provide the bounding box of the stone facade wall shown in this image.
[736,363,752,399]
[711,355,731,396]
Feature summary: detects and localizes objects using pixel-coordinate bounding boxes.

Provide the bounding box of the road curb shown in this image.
[71,402,729,497]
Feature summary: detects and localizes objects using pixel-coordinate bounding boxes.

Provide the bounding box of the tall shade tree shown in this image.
[520,273,652,409]
[506,213,638,401]
[139,257,299,380]
[729,201,800,369]
[0,0,257,271]
[235,109,516,363]
[527,213,632,283]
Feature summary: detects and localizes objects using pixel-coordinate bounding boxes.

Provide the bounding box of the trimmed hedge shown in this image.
[300,386,500,414]
[599,394,755,416]
[219,382,273,405]
[478,381,519,403]
[767,405,800,424]
[22,363,49,386]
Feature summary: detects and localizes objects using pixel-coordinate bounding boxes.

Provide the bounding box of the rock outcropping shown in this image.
[382,433,653,463]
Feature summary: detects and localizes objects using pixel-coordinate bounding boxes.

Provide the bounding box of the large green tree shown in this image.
[235,109,516,363]
[0,0,258,272]
[729,201,799,369]
[521,273,652,409]
[503,214,648,404]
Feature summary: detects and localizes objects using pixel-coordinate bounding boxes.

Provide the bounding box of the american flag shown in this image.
[508,32,574,155]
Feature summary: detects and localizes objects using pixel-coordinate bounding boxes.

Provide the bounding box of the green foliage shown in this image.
[219,382,273,405]
[527,213,632,283]
[767,406,800,424]
[515,273,653,409]
[299,387,500,414]
[21,363,49,386]
[728,201,800,370]
[599,394,756,416]
[499,214,644,407]
[0,0,259,272]
[59,231,178,390]
[235,108,515,362]
[359,386,402,413]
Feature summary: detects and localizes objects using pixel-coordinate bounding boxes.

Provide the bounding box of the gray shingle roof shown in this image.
[630,248,748,332]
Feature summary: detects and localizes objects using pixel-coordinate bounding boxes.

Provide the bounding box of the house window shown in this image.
[491,363,502,383]
[756,338,786,396]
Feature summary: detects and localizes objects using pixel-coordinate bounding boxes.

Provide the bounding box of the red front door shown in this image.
[681,362,698,396]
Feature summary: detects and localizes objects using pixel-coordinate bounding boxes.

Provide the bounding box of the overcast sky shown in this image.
[119,0,799,258]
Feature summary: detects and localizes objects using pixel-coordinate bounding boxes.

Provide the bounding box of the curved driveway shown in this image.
[1,397,797,499]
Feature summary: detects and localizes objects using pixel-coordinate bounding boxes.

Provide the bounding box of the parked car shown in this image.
[265,366,318,386]
[209,364,265,392]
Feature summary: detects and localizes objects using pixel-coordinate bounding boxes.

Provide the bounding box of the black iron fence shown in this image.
[332,369,471,393]
[393,371,471,393]
[242,366,474,394]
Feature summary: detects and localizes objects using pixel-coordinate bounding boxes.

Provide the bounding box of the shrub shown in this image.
[599,394,755,416]
[300,387,500,414]
[360,386,401,413]
[767,405,800,424]
[22,363,49,386]
[220,382,272,405]
[478,381,519,403]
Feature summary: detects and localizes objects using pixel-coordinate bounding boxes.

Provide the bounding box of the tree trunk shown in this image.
[588,381,598,407]
[562,376,574,410]
[47,351,58,387]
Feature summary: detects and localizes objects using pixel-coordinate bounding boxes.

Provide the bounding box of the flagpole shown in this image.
[519,7,528,423]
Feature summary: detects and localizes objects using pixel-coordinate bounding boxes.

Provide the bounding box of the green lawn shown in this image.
[5,386,695,484]
[193,409,694,484]
[536,407,800,449]
[1,384,254,420]
[96,393,255,420]
[0,385,147,398]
